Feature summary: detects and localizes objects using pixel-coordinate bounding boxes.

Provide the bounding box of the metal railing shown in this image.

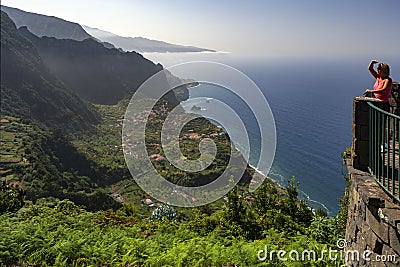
[368,102,400,201]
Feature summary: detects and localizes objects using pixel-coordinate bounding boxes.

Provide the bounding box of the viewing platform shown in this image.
[345,82,400,267]
[352,82,400,201]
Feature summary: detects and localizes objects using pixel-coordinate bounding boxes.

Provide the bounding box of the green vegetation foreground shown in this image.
[0,179,347,266]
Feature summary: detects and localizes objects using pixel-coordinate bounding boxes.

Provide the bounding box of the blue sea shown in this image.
[145,53,400,215]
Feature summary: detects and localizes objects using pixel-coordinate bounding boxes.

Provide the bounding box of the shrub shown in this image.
[151,204,177,222]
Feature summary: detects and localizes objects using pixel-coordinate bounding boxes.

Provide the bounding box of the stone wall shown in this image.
[351,97,375,171]
[345,161,400,266]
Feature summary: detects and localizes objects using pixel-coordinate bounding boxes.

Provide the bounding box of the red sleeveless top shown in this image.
[373,79,392,103]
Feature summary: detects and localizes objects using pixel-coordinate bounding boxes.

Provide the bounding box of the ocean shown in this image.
[144,53,400,215]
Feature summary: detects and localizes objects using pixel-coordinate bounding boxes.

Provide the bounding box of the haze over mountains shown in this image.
[1,11,99,131]
[83,25,215,53]
[19,27,171,105]
[1,5,214,53]
[1,9,187,129]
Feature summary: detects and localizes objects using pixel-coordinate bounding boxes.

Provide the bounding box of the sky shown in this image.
[2,0,400,58]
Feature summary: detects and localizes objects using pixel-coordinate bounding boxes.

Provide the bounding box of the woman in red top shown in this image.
[365,60,393,112]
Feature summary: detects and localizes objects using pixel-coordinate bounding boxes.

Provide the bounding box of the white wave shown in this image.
[298,189,331,215]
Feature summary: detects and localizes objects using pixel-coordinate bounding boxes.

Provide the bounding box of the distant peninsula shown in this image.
[83,25,215,53]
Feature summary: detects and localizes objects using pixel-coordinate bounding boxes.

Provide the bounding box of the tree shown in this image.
[280,177,313,227]
[0,188,24,214]
[254,180,278,214]
[224,186,246,224]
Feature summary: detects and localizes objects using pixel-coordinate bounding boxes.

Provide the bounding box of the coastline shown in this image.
[181,94,333,215]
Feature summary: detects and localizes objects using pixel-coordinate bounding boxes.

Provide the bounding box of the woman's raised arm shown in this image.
[368,59,379,79]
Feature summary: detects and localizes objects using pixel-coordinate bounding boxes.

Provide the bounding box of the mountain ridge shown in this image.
[1,5,214,53]
[0,5,92,41]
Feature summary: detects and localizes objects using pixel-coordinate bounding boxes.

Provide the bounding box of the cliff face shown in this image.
[0,11,99,131]
[17,24,185,106]
[20,27,155,105]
